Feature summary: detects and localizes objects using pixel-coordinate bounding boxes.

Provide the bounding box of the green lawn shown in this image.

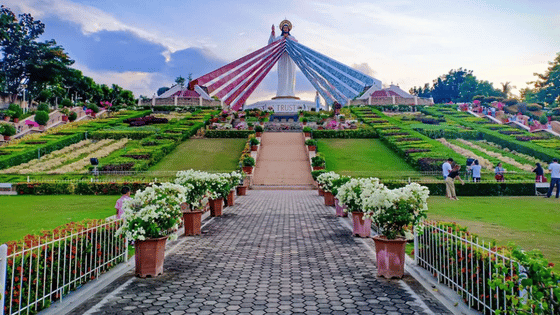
[149,138,246,173]
[317,139,422,178]
[427,196,560,271]
[0,195,116,244]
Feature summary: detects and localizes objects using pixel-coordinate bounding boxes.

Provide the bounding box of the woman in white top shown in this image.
[471,160,482,182]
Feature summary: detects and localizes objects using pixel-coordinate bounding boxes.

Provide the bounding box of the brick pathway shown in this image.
[252,133,315,188]
[73,190,451,315]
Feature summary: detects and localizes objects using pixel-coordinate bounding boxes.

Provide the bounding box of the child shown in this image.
[115,186,131,219]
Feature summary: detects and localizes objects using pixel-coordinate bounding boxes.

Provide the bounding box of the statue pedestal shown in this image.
[244,98,316,113]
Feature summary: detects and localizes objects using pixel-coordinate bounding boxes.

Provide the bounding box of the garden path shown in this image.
[69,190,452,315]
[252,132,315,189]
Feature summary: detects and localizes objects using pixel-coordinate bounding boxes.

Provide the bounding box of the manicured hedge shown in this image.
[90,130,153,140]
[15,182,151,195]
[205,130,256,138]
[0,133,86,170]
[385,182,535,196]
[311,127,378,139]
[414,128,481,140]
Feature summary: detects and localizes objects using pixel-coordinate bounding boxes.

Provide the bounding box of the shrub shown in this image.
[504,98,518,106]
[87,103,100,113]
[68,111,78,122]
[254,125,264,132]
[34,110,50,126]
[37,103,50,112]
[311,169,327,181]
[305,139,317,146]
[60,98,73,107]
[242,156,255,167]
[311,155,326,167]
[205,130,255,138]
[8,103,22,119]
[527,104,542,111]
[1,123,16,136]
[249,137,260,146]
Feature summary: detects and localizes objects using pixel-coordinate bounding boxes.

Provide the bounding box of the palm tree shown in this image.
[500,82,516,98]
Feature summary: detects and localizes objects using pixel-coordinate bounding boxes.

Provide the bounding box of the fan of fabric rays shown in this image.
[189,38,377,110]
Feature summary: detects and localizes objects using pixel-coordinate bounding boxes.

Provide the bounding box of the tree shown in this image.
[175,76,186,87]
[531,52,560,107]
[157,87,170,96]
[500,81,516,98]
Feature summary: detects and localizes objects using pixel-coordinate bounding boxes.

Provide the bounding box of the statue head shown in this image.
[279,19,292,35]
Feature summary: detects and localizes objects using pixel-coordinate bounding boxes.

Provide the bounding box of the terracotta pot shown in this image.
[209,198,223,217]
[256,132,262,137]
[134,236,167,278]
[351,212,371,237]
[182,211,203,235]
[242,166,253,174]
[225,190,235,207]
[312,166,325,171]
[318,187,324,196]
[304,132,311,137]
[236,185,247,196]
[62,115,68,122]
[251,145,258,151]
[13,118,19,123]
[308,145,316,152]
[3,135,10,141]
[3,117,9,122]
[373,236,407,278]
[334,198,347,217]
[302,121,307,125]
[248,126,254,131]
[323,191,335,206]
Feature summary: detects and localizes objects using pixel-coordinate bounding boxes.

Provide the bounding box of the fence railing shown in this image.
[415,220,517,314]
[0,219,127,315]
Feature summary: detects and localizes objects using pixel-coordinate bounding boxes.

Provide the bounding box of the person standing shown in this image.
[115,186,131,219]
[471,160,482,182]
[442,158,453,179]
[495,163,505,182]
[446,164,465,200]
[546,158,560,198]
[533,163,546,183]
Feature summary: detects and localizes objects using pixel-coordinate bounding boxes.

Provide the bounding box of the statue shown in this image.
[269,20,298,99]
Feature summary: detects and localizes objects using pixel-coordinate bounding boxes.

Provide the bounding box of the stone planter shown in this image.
[209,197,224,217]
[373,236,407,278]
[334,198,347,217]
[242,166,253,174]
[225,190,235,207]
[236,185,247,196]
[182,211,203,236]
[308,145,316,152]
[351,212,371,237]
[134,236,167,278]
[323,191,335,206]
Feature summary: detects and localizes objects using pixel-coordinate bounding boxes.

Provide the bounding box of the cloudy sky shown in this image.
[6,0,560,103]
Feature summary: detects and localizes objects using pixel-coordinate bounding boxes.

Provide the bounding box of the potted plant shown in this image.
[2,110,12,121]
[242,155,255,174]
[303,126,312,137]
[8,104,22,123]
[223,171,243,206]
[311,169,327,195]
[332,176,351,217]
[316,172,340,206]
[68,111,78,122]
[305,139,317,152]
[301,117,308,125]
[250,137,260,151]
[1,123,16,140]
[254,124,264,137]
[174,170,213,235]
[34,110,50,130]
[362,182,429,278]
[117,183,186,277]
[236,173,248,195]
[207,173,231,217]
[247,122,254,131]
[60,107,70,121]
[258,116,267,125]
[311,155,325,170]
[336,177,384,237]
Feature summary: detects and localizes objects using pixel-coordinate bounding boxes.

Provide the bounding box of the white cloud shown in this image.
[5,0,191,53]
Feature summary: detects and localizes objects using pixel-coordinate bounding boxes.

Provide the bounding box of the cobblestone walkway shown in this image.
[75,190,451,315]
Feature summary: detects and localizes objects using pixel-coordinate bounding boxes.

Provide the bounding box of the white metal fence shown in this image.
[415,220,518,314]
[0,219,127,315]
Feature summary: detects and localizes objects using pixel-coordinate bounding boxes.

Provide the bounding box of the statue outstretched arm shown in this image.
[268,24,276,44]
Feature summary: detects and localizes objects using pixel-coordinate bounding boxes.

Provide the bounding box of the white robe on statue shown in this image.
[269,34,297,97]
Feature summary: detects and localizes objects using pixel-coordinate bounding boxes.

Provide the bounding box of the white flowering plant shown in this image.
[116,183,187,241]
[362,182,429,239]
[316,172,340,193]
[175,169,213,209]
[336,177,384,213]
